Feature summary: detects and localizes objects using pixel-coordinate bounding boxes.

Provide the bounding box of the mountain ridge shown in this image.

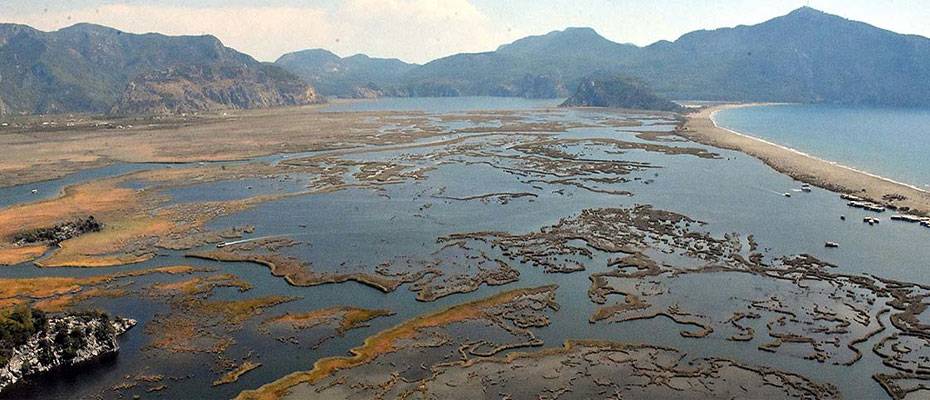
[274,49,417,98]
[276,6,930,107]
[5,7,930,114]
[0,23,320,116]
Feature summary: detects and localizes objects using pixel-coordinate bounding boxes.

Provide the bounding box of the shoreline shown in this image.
[709,105,930,195]
[679,104,930,216]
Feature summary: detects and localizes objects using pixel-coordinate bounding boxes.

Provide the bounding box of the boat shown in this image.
[847,201,886,213]
[891,215,926,223]
[825,242,840,248]
[801,184,812,192]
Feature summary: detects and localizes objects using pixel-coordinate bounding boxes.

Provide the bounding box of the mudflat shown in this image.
[1,102,928,400]
[0,104,446,188]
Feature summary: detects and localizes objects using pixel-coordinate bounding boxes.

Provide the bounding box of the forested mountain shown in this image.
[6,7,930,115]
[282,7,930,106]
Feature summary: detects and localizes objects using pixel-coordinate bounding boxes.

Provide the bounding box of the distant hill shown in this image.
[560,75,683,112]
[631,7,930,105]
[7,7,930,114]
[0,23,320,115]
[274,49,417,98]
[280,7,930,107]
[398,27,635,98]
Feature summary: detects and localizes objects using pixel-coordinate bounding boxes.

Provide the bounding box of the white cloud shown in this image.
[3,1,519,63]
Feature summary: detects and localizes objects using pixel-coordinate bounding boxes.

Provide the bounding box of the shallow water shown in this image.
[0,163,176,209]
[1,98,928,399]
[715,103,930,189]
[320,96,563,112]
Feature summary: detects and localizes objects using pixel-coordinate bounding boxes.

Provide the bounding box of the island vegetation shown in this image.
[560,74,684,112]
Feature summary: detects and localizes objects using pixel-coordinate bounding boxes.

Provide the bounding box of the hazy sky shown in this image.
[2,1,930,63]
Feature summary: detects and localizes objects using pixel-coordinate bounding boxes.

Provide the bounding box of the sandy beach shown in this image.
[679,104,930,216]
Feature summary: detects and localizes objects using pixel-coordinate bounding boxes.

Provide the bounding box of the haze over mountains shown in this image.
[1,7,929,116]
[287,7,930,107]
[274,49,417,99]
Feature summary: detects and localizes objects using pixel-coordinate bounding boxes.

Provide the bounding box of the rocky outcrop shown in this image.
[0,313,135,392]
[112,64,323,115]
[350,84,385,99]
[490,75,568,99]
[13,216,101,246]
[561,76,683,112]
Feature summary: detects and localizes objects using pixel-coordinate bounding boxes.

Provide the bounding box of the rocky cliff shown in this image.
[561,76,683,112]
[112,64,322,115]
[0,312,135,392]
[0,23,322,115]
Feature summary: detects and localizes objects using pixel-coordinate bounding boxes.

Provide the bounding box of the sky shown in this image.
[2,0,930,64]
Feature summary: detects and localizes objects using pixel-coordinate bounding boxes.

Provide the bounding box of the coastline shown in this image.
[679,104,930,216]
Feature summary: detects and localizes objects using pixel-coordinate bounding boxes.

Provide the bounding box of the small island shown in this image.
[560,75,683,112]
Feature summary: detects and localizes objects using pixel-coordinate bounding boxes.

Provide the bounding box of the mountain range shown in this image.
[277,7,930,107]
[2,7,930,116]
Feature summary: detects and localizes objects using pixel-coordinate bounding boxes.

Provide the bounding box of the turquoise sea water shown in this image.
[714,103,930,190]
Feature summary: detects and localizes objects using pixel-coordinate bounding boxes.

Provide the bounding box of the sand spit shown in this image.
[679,104,930,216]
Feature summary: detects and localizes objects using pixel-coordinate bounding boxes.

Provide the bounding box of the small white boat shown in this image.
[891,215,925,223]
[783,192,792,198]
[31,189,38,194]
[841,194,865,202]
[825,242,839,248]
[847,201,886,213]
[801,184,812,192]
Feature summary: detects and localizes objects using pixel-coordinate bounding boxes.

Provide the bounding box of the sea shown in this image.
[714,103,930,191]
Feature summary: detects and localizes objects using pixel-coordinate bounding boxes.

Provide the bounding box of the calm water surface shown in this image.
[321,96,563,112]
[2,98,928,400]
[715,103,930,189]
